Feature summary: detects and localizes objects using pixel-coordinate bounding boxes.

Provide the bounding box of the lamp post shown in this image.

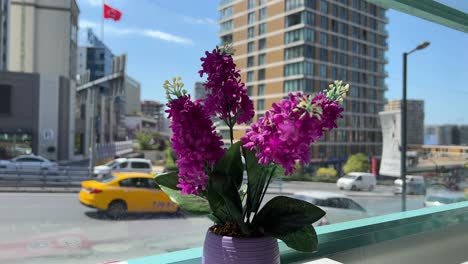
[401,42,430,211]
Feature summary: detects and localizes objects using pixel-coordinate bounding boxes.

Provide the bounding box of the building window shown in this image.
[258,38,266,50]
[258,53,266,65]
[319,64,327,78]
[259,0,267,5]
[221,34,233,44]
[248,12,256,24]
[284,28,314,44]
[259,7,267,21]
[258,23,267,35]
[339,37,348,49]
[284,46,301,60]
[248,27,255,38]
[285,11,315,27]
[320,0,328,13]
[284,62,314,76]
[319,48,328,61]
[319,32,327,45]
[248,0,255,9]
[220,6,233,20]
[247,85,253,96]
[220,20,233,32]
[320,16,328,29]
[247,56,254,67]
[0,85,12,115]
[287,79,313,93]
[258,84,265,96]
[248,41,255,53]
[257,99,265,111]
[247,71,254,82]
[258,69,265,80]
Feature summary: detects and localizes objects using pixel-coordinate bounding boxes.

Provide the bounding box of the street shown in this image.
[0,182,424,264]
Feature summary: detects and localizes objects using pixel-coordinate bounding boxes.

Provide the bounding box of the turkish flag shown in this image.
[103,3,122,21]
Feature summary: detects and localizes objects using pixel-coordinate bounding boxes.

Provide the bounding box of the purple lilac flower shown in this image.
[166,95,225,195]
[242,92,345,175]
[199,48,254,125]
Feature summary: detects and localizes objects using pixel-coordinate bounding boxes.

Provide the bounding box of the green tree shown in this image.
[136,132,153,150]
[343,153,369,174]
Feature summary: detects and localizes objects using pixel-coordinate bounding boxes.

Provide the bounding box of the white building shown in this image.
[0,0,9,71]
[8,0,79,79]
[124,76,141,115]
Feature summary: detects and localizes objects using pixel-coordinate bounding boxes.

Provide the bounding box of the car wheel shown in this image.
[339,187,344,190]
[351,185,357,191]
[107,200,127,219]
[368,185,374,192]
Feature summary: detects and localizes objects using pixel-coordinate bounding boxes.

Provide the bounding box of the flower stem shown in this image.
[253,166,276,219]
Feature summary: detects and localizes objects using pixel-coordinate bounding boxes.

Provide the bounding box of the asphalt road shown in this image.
[0,182,424,264]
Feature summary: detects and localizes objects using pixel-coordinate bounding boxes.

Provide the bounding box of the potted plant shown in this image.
[155,45,348,264]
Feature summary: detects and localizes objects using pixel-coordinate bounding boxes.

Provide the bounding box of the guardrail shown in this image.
[0,167,92,188]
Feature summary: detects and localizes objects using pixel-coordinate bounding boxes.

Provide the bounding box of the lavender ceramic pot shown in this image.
[202,231,280,264]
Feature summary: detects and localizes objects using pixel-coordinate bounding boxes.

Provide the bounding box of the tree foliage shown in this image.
[343,153,369,174]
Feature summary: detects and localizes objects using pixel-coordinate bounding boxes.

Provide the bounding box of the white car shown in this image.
[93,158,153,178]
[0,154,58,171]
[293,191,368,226]
[337,172,376,191]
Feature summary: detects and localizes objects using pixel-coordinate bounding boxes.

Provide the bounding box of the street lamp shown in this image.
[401,42,430,211]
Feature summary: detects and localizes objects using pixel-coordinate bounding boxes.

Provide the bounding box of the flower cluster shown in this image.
[164,78,225,195]
[199,47,254,125]
[242,82,348,175]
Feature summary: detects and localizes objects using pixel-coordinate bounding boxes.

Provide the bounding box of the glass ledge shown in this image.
[126,201,468,264]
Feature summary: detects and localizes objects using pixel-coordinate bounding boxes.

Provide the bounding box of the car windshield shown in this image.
[104,160,117,167]
[98,175,116,183]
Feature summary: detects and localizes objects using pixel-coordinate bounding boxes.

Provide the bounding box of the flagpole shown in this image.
[101,0,104,41]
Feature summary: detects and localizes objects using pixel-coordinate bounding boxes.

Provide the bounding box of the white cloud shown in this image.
[78,19,193,45]
[181,16,217,25]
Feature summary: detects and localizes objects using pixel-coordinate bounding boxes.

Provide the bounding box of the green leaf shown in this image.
[276,225,319,252]
[212,141,243,189]
[209,177,243,225]
[205,180,231,223]
[154,171,179,190]
[252,196,325,235]
[159,186,211,215]
[243,148,269,217]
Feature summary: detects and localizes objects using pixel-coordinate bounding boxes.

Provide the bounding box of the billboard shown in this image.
[379,110,401,177]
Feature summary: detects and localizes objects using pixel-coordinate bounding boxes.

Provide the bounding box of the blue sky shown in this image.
[77,0,468,125]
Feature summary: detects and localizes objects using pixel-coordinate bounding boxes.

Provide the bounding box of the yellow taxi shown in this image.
[79,172,178,217]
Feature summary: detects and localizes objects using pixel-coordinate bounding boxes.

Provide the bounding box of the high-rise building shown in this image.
[77,29,114,81]
[194,82,208,100]
[424,125,466,146]
[384,99,424,145]
[8,0,79,80]
[218,0,388,160]
[141,100,165,132]
[141,100,164,117]
[0,0,9,71]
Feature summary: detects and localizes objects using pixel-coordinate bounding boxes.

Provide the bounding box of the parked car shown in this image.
[336,172,376,191]
[293,191,368,226]
[393,175,426,195]
[79,172,178,218]
[93,158,153,179]
[424,192,465,207]
[0,154,58,171]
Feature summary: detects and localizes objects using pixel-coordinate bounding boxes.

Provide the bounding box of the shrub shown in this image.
[343,153,369,174]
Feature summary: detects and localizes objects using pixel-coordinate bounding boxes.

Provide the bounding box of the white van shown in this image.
[393,175,426,195]
[337,172,377,191]
[93,158,153,178]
